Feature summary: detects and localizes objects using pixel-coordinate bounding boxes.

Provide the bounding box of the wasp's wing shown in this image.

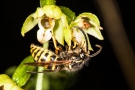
[24,61,71,66]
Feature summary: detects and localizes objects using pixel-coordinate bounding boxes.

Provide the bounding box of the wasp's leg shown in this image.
[55,48,60,55]
[52,34,60,51]
[52,35,63,54]
[59,64,73,72]
[55,46,63,55]
[67,45,71,51]
[72,37,77,49]
[75,60,83,63]
[73,42,77,49]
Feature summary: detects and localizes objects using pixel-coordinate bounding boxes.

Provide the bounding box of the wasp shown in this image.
[24,27,102,73]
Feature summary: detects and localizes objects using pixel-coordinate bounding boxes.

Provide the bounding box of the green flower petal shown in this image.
[42,5,62,19]
[0,74,23,90]
[79,13,100,26]
[33,7,45,18]
[53,19,64,45]
[85,25,104,40]
[21,13,39,37]
[53,13,72,46]
[61,14,72,46]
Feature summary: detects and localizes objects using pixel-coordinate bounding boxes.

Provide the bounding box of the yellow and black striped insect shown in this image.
[24,26,102,73]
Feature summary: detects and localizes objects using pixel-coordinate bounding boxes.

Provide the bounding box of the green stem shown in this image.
[37,0,56,89]
[40,0,56,7]
[35,67,44,90]
[36,41,49,90]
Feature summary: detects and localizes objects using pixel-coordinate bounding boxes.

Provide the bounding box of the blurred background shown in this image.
[0,0,135,90]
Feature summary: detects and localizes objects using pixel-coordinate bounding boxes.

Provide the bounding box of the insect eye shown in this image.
[80,53,84,58]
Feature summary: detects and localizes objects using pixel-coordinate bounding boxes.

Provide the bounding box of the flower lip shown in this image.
[37,29,52,44]
[41,17,54,29]
[37,16,55,44]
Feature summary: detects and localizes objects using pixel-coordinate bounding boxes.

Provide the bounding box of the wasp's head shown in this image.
[64,47,91,73]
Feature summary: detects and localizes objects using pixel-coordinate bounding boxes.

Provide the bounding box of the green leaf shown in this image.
[21,14,38,37]
[40,0,56,7]
[12,56,35,87]
[59,6,76,24]
[53,19,64,45]
[0,74,23,90]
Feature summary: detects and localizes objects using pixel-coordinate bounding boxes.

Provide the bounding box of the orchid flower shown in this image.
[21,5,71,47]
[70,12,104,51]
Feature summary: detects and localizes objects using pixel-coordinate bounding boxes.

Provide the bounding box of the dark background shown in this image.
[0,0,135,90]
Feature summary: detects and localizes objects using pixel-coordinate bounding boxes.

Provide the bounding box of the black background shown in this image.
[0,0,135,90]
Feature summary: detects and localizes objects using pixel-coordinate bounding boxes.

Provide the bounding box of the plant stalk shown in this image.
[40,0,56,7]
[36,41,49,90]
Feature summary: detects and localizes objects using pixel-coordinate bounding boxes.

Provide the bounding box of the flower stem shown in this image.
[35,41,49,90]
[36,0,55,89]
[40,0,56,7]
[35,67,44,90]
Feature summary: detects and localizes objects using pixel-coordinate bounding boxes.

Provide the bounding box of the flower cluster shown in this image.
[21,5,104,51]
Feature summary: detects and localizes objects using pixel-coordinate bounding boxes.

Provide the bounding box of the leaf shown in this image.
[4,66,17,77]
[12,56,35,87]
[21,14,39,37]
[59,6,76,24]
[0,74,23,90]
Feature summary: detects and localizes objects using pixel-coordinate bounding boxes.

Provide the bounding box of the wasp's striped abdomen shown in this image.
[30,44,59,62]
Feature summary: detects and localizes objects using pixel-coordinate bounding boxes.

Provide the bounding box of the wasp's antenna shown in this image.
[90,44,102,57]
[73,26,88,52]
